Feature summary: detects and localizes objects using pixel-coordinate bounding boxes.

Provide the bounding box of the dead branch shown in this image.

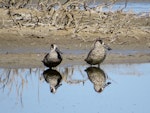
[2,0,147,43]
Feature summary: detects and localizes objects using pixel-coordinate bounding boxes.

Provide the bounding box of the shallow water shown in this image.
[20,1,150,14]
[106,2,150,14]
[0,63,150,113]
[90,1,150,14]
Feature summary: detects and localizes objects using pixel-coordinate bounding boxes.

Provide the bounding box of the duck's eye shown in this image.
[51,44,54,48]
[99,40,102,44]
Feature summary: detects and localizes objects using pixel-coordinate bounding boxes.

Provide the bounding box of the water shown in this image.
[0,63,150,113]
[106,2,150,14]
[27,1,150,14]
[88,1,150,14]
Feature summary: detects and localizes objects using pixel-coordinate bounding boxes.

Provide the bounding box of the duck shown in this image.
[43,69,62,93]
[85,39,111,67]
[42,44,62,68]
[85,67,111,93]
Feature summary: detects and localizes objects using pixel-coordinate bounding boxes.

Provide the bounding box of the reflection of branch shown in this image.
[66,79,87,85]
[0,68,44,107]
[0,69,11,89]
[120,0,128,11]
[103,0,120,7]
[60,66,88,85]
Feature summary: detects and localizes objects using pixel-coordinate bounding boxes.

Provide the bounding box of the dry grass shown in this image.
[0,0,150,44]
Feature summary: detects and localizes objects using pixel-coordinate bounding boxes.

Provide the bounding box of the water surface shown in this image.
[90,1,150,14]
[0,63,150,113]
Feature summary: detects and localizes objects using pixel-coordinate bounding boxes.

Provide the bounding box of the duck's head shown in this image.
[50,44,63,54]
[94,85,104,93]
[50,86,56,93]
[50,44,57,50]
[95,39,112,50]
[94,39,104,47]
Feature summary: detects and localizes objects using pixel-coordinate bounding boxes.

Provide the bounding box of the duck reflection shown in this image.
[43,69,62,94]
[85,67,111,93]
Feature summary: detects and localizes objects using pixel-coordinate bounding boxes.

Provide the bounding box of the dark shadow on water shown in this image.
[85,67,111,93]
[43,69,62,94]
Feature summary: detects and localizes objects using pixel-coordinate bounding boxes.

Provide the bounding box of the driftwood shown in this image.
[0,0,149,42]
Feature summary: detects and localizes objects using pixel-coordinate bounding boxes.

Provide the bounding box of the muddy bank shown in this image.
[0,49,150,68]
[0,25,150,68]
[0,2,150,68]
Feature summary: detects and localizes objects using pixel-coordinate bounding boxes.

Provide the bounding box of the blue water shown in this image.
[109,2,150,13]
[89,1,150,14]
[0,63,150,113]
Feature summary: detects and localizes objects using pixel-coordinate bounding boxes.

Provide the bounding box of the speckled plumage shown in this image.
[85,67,111,93]
[85,39,111,66]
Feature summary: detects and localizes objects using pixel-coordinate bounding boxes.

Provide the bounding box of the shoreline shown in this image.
[0,50,149,68]
[0,5,149,69]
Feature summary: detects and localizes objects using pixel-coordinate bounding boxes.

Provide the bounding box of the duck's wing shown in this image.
[56,51,62,60]
[42,53,49,62]
[85,48,94,61]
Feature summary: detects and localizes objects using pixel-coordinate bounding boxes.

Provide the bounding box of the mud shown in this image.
[0,8,150,68]
[0,29,149,68]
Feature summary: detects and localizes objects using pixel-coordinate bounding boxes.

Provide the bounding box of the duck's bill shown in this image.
[56,48,63,54]
[104,44,112,50]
